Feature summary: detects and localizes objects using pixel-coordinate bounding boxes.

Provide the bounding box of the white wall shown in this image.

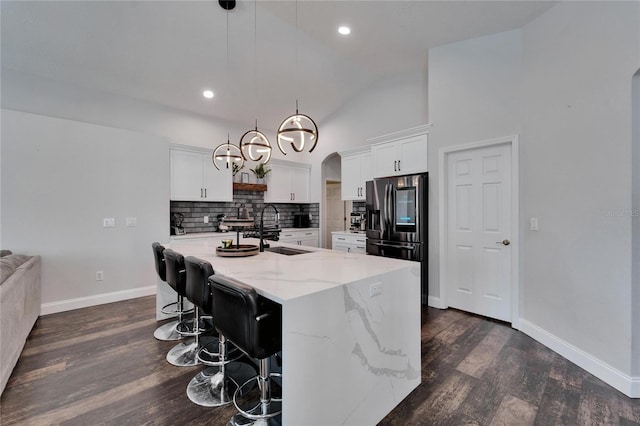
[310,70,428,202]
[633,70,640,377]
[427,1,640,395]
[427,29,523,299]
[521,0,639,378]
[1,109,169,311]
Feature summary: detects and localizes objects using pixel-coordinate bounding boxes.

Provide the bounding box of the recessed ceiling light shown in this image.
[338,26,351,35]
[203,90,214,99]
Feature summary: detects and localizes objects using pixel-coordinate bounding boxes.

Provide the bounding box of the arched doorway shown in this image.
[320,153,350,248]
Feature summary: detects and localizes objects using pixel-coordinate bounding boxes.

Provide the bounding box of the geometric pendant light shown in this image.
[276,1,318,155]
[212,134,244,170]
[277,100,318,154]
[240,0,272,165]
[240,121,272,164]
[212,1,243,171]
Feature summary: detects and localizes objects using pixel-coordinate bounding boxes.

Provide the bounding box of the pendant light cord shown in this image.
[254,0,258,123]
[295,0,299,112]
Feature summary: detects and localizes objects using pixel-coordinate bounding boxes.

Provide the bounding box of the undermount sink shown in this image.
[264,246,311,256]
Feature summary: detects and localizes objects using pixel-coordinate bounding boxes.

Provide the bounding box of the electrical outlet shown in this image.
[95,271,104,281]
[370,283,382,297]
[103,218,115,228]
[126,217,137,227]
[204,215,209,224]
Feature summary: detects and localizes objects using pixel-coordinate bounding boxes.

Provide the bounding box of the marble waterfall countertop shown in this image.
[161,235,421,425]
[167,236,407,304]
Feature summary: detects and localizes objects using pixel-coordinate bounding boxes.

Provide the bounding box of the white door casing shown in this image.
[439,136,520,326]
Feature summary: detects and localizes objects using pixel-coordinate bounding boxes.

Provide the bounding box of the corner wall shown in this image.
[520,0,639,381]
[631,69,640,377]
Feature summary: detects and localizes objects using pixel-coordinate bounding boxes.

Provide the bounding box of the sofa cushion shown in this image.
[0,250,12,257]
[0,255,32,285]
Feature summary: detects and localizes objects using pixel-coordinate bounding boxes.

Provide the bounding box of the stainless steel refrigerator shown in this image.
[366,173,428,303]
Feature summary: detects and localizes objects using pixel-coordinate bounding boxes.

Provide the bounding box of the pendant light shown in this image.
[240,120,272,164]
[240,0,272,164]
[212,2,244,171]
[276,0,318,155]
[213,134,243,170]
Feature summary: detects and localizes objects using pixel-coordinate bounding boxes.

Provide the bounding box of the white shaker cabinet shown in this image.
[369,125,430,178]
[280,229,319,247]
[264,159,311,203]
[339,147,371,201]
[332,232,367,254]
[170,145,232,202]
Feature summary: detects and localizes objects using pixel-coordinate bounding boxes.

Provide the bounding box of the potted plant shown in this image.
[251,163,271,184]
[232,162,244,182]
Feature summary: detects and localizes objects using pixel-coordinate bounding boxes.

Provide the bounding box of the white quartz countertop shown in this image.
[166,237,415,304]
[331,231,367,236]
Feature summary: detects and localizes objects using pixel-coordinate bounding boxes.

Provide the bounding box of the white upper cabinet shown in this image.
[339,146,371,201]
[264,159,311,203]
[170,145,232,202]
[369,125,430,178]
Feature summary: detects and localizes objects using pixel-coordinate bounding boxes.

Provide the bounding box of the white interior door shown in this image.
[446,143,512,322]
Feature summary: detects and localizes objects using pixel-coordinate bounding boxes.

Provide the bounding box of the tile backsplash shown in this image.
[170,190,319,234]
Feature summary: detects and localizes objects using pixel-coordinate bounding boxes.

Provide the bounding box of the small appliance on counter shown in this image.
[350,212,365,232]
[216,214,229,232]
[293,212,311,228]
[171,212,185,235]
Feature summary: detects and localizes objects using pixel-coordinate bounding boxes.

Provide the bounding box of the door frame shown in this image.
[438,135,521,329]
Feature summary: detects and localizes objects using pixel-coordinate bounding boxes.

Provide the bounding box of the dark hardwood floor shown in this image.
[1,296,638,425]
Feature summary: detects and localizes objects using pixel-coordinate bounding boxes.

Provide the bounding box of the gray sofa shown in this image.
[0,252,41,395]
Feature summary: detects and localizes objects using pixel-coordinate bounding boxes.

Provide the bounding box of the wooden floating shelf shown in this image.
[233,183,267,192]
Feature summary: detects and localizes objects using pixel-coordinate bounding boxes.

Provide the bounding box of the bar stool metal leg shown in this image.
[187,336,257,407]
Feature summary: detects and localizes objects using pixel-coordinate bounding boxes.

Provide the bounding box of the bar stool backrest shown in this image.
[184,256,214,315]
[164,249,186,296]
[152,242,166,282]
[209,275,282,360]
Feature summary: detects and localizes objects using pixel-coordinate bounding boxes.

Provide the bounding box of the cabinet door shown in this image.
[299,230,318,247]
[289,165,310,203]
[333,242,351,253]
[341,155,361,200]
[360,152,372,184]
[397,134,428,174]
[203,159,233,201]
[371,142,398,178]
[265,163,291,202]
[171,149,205,201]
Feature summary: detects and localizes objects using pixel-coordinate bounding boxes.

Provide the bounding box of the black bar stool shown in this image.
[184,257,256,407]
[210,275,282,426]
[152,242,191,341]
[164,249,211,367]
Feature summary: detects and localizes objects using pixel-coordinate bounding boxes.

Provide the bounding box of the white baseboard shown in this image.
[41,286,156,315]
[427,296,446,309]
[520,319,639,398]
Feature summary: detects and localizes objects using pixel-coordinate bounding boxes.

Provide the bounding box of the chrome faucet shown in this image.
[259,204,280,252]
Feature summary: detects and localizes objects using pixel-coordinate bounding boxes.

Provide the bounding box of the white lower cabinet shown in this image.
[280,229,319,248]
[332,233,367,254]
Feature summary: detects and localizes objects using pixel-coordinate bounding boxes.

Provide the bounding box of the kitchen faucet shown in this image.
[259,204,280,252]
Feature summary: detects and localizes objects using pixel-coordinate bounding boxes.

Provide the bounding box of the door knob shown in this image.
[496,239,511,246]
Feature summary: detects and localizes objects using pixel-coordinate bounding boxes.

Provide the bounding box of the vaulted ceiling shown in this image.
[1,1,554,129]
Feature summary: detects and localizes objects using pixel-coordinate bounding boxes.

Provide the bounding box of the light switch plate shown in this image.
[126,217,137,227]
[204,216,209,224]
[103,218,115,228]
[530,217,539,231]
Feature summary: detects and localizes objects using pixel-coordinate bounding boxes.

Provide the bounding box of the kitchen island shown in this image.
[164,236,421,425]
